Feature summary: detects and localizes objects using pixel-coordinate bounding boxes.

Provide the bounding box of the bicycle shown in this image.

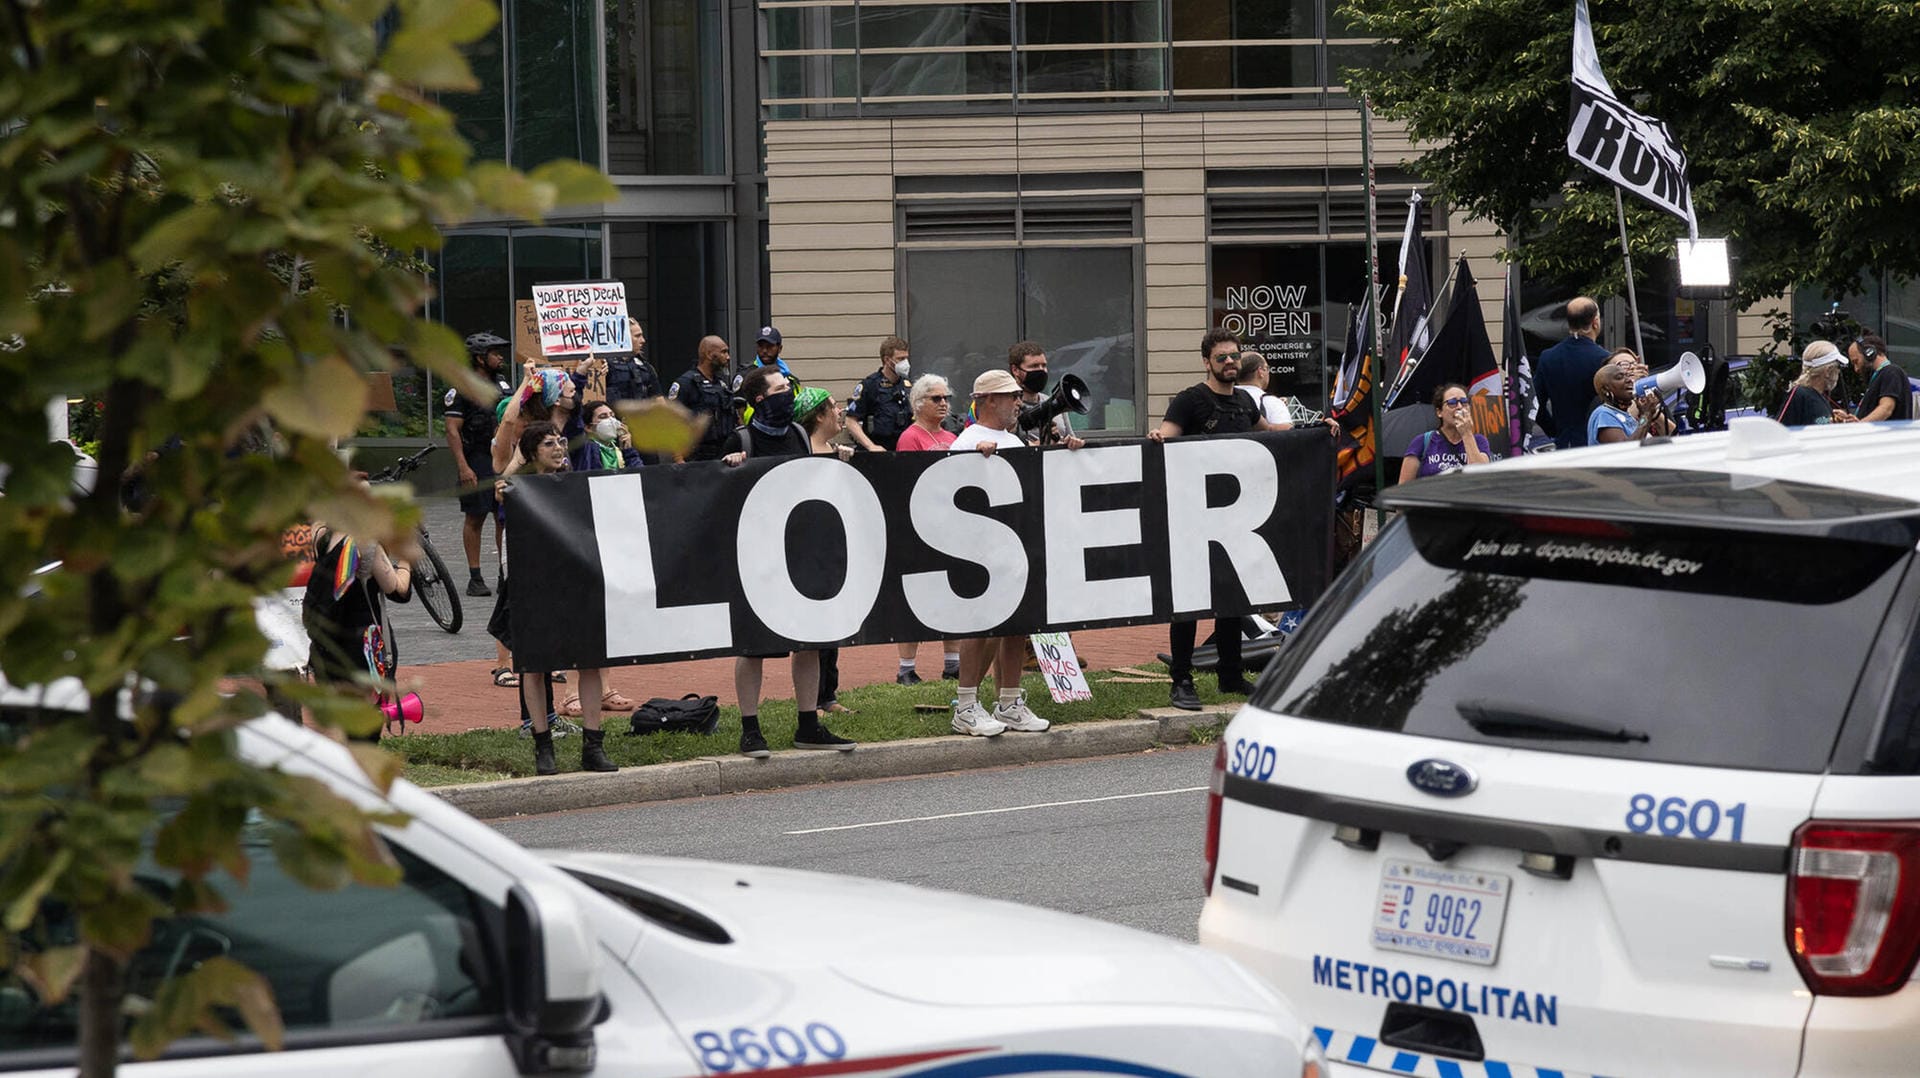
[365,445,463,635]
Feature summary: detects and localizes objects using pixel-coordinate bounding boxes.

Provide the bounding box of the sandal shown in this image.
[559,693,584,717]
[824,701,855,715]
[601,689,636,711]
[492,667,521,688]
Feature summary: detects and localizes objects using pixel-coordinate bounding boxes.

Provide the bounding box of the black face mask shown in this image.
[756,389,795,428]
[1021,369,1048,394]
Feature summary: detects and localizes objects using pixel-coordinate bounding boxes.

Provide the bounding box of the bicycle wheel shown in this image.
[412,529,463,634]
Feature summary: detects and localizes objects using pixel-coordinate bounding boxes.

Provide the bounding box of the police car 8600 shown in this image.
[0,689,1325,1078]
[1200,419,1920,1077]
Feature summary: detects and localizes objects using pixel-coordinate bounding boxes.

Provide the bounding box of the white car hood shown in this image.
[544,850,1278,1014]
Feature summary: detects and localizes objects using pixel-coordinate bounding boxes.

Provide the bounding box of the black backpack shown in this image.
[627,694,720,736]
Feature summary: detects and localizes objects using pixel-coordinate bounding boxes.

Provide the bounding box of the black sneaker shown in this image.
[896,669,924,686]
[941,659,960,680]
[1170,679,1203,711]
[794,727,856,752]
[466,576,493,597]
[1217,675,1256,695]
[738,730,771,758]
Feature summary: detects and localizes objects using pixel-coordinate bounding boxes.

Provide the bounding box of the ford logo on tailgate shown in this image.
[1406,759,1477,797]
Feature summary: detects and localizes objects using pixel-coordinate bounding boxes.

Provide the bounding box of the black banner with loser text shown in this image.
[505,431,1334,671]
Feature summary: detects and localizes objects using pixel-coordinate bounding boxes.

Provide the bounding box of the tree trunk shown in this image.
[76,948,124,1077]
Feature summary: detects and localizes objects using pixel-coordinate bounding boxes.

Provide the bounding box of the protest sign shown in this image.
[1030,632,1093,703]
[514,299,541,362]
[503,431,1335,671]
[531,280,631,357]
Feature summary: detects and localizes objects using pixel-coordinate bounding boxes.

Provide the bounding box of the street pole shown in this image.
[1613,187,1645,359]
[1361,97,1388,527]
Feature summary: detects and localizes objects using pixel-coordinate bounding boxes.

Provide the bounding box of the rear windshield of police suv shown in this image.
[1251,512,1910,773]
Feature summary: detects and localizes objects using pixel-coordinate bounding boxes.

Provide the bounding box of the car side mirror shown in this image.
[504,881,605,1074]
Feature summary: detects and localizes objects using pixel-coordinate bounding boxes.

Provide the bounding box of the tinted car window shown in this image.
[1253,512,1910,772]
[3,826,500,1053]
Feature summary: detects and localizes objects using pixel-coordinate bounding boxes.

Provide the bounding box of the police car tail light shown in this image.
[1788,822,1920,996]
[1203,741,1226,895]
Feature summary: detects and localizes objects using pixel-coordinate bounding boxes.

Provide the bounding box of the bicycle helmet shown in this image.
[465,331,508,354]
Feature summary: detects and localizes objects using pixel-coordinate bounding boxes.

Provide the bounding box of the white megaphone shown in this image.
[1635,351,1707,397]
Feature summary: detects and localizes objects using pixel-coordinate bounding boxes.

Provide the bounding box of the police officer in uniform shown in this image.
[444,332,514,595]
[669,335,739,461]
[604,316,663,406]
[846,336,914,452]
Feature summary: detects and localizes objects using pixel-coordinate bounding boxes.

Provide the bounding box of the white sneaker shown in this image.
[952,701,1006,738]
[994,694,1050,733]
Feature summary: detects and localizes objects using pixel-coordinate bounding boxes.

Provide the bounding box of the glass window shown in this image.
[860,4,1011,49]
[610,221,731,385]
[903,246,1143,433]
[767,53,859,100]
[764,5,857,51]
[437,233,512,346]
[443,24,507,162]
[1171,0,1316,41]
[1023,248,1139,431]
[2,829,500,1053]
[609,0,728,175]
[903,248,1020,399]
[1211,241,1406,415]
[513,225,606,301]
[1174,42,1317,97]
[513,0,601,169]
[1254,513,1906,773]
[1019,1,1162,47]
[863,51,1012,100]
[1019,47,1165,97]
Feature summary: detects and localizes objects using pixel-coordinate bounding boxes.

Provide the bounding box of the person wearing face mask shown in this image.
[1005,340,1086,449]
[570,398,642,473]
[720,366,856,757]
[845,336,914,452]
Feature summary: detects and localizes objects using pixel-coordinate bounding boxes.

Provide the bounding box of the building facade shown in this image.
[428,0,767,396]
[757,0,1795,433]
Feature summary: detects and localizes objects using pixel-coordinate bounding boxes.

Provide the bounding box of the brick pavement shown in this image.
[393,621,1214,736]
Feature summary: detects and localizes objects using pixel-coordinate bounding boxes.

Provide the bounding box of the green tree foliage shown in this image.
[1342,0,1920,305]
[0,0,610,1071]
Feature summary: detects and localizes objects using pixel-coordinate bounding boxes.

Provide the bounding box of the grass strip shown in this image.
[387,665,1240,786]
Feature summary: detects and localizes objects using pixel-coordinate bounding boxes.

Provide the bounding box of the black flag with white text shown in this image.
[1567,0,1698,236]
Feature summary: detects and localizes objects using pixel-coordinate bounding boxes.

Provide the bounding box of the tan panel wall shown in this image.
[764,109,1482,415]
[1738,291,1791,355]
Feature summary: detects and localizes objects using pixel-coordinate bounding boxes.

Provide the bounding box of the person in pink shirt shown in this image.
[893,374,960,682]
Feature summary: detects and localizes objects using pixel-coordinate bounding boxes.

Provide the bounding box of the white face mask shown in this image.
[894,359,911,380]
[593,417,621,443]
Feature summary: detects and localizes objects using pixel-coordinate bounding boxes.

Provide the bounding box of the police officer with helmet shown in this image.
[444,331,514,595]
[846,336,914,452]
[669,334,740,461]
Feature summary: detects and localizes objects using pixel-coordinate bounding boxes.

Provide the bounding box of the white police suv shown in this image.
[0,699,1324,1077]
[1200,419,1920,1076]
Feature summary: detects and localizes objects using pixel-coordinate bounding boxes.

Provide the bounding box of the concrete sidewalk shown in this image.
[394,620,1211,736]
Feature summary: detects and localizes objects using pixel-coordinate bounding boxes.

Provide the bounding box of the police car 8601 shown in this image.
[0,687,1325,1078]
[1200,419,1920,1077]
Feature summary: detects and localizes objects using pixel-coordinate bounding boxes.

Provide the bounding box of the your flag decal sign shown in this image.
[531,279,631,356]
[502,432,1334,671]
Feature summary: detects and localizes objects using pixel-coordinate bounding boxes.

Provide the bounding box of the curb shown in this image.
[433,706,1236,820]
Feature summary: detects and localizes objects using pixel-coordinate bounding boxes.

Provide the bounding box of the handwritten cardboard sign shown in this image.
[1030,632,1093,703]
[514,299,542,363]
[531,280,630,357]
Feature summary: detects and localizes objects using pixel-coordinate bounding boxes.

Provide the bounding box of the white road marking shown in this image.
[784,786,1208,835]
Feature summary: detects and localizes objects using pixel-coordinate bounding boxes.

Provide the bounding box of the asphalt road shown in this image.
[493,746,1217,940]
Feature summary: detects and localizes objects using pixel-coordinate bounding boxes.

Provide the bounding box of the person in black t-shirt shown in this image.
[445,332,513,596]
[1777,340,1851,428]
[1850,332,1912,422]
[1149,328,1281,711]
[721,366,857,758]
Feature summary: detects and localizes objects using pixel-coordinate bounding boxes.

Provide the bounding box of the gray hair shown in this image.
[1795,339,1844,390]
[910,373,951,411]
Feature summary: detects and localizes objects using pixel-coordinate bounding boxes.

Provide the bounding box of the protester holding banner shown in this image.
[1587,362,1672,445]
[894,374,963,684]
[1149,329,1262,711]
[721,367,856,756]
[943,369,1058,738]
[1399,384,1491,482]
[1234,351,1295,429]
[1006,342,1086,449]
[669,336,740,462]
[499,421,617,775]
[570,399,642,474]
[1535,298,1610,449]
[797,386,858,716]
